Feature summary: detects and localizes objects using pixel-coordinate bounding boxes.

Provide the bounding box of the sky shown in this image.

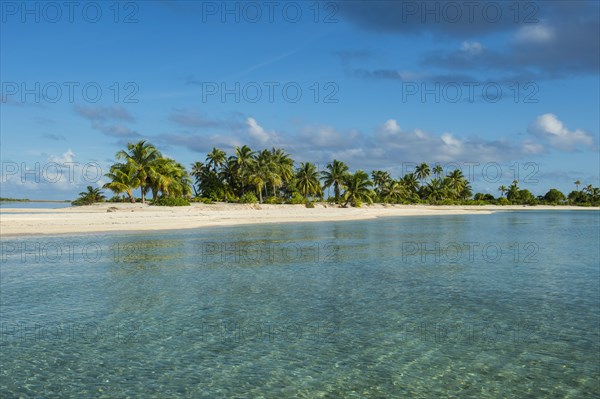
[1,0,599,200]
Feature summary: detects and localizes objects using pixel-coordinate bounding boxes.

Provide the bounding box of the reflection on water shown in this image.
[1,212,598,398]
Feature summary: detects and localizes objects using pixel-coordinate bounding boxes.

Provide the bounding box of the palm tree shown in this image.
[249,150,280,203]
[415,163,431,186]
[206,147,226,172]
[231,145,256,194]
[498,185,507,198]
[381,179,406,203]
[190,161,205,196]
[73,186,105,205]
[445,169,467,200]
[296,162,322,199]
[371,170,391,200]
[584,184,594,196]
[432,164,443,179]
[219,159,238,200]
[270,148,293,197]
[103,162,139,202]
[116,140,161,203]
[322,160,349,204]
[507,180,520,202]
[343,170,374,207]
[402,173,419,195]
[575,180,581,191]
[425,178,445,201]
[149,158,191,201]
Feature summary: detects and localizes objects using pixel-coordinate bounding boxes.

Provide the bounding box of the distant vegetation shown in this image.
[72,140,599,207]
[0,198,30,202]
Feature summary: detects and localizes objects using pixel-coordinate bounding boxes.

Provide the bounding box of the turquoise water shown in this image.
[1,211,599,398]
[0,201,71,209]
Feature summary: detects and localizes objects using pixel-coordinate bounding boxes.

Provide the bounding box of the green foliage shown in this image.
[288,192,305,205]
[72,186,105,206]
[239,192,258,204]
[107,195,129,203]
[153,197,190,206]
[474,193,495,202]
[190,197,214,204]
[264,196,284,204]
[439,199,457,205]
[543,188,566,204]
[305,201,315,208]
[105,141,598,209]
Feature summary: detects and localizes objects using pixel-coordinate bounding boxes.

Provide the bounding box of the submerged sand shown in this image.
[0,203,596,237]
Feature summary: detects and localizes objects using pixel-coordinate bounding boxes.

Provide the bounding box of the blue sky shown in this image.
[1,0,598,200]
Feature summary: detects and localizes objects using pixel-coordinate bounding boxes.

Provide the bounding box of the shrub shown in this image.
[305,201,315,208]
[264,196,284,204]
[496,197,510,205]
[190,197,213,204]
[153,197,190,206]
[239,192,258,204]
[287,193,305,205]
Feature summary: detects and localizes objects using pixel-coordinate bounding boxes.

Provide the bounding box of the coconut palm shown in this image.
[190,161,205,196]
[116,140,161,203]
[507,180,520,201]
[231,145,256,194]
[425,178,445,201]
[445,169,467,199]
[432,164,443,179]
[415,163,430,186]
[371,170,391,199]
[206,147,226,172]
[73,185,105,205]
[103,163,139,202]
[295,162,323,199]
[381,179,406,203]
[342,170,374,207]
[498,185,508,198]
[402,173,419,194]
[574,180,581,191]
[270,148,294,197]
[249,150,280,203]
[322,160,349,204]
[149,158,192,200]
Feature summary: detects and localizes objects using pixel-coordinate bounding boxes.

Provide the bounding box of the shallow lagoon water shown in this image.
[1,211,598,398]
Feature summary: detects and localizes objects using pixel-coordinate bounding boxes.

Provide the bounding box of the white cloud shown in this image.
[515,24,555,44]
[0,150,108,199]
[522,140,545,154]
[460,41,484,55]
[246,117,276,144]
[528,113,594,151]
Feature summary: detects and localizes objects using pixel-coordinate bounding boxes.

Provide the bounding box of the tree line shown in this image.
[73,140,599,207]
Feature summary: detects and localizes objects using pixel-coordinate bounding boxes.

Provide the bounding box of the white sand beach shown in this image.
[0,203,596,237]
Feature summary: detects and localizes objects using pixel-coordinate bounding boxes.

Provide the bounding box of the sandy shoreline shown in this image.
[0,203,596,237]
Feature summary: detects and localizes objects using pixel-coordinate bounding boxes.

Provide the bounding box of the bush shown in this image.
[153,197,190,206]
[71,198,92,206]
[239,192,258,204]
[496,197,510,205]
[287,193,305,205]
[107,195,131,203]
[305,201,315,208]
[264,196,284,204]
[190,197,213,204]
